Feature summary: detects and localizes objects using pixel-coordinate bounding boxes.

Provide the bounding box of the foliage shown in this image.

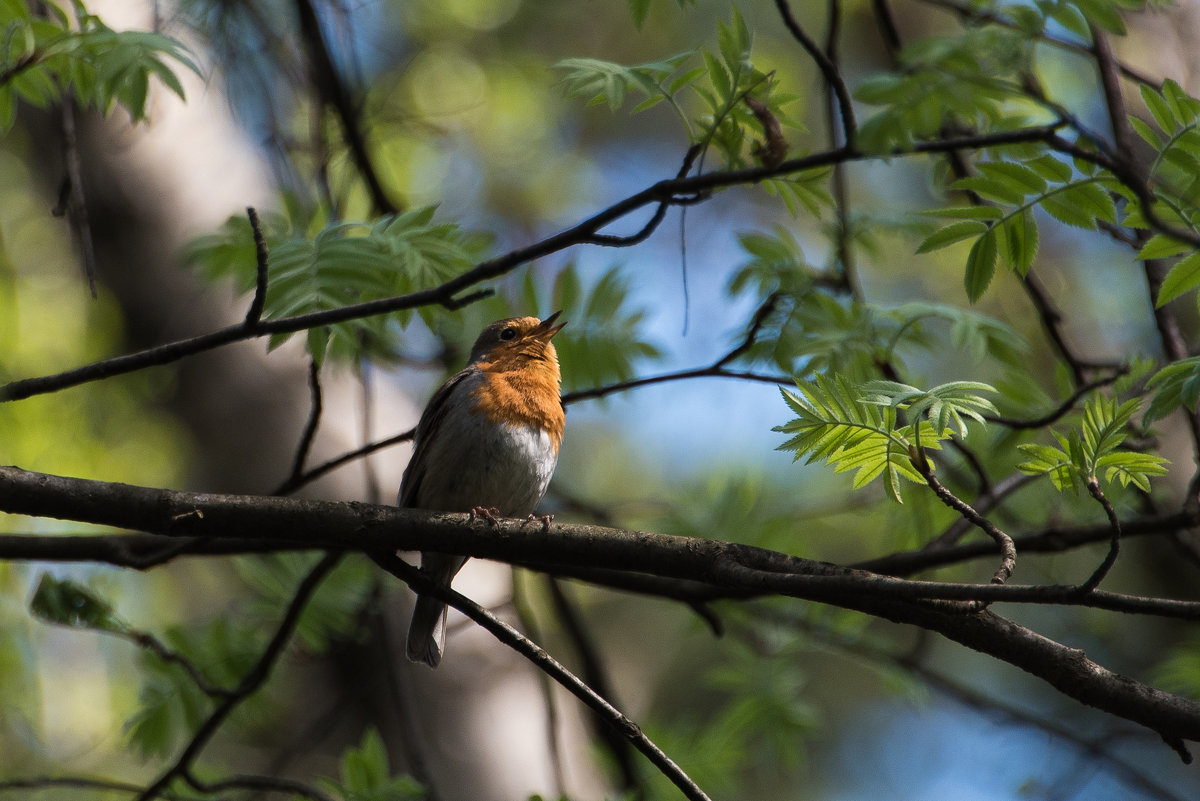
[318,728,426,801]
[854,25,1035,154]
[917,156,1118,301]
[30,573,125,632]
[187,202,491,363]
[6,0,1200,800]
[1145,355,1200,423]
[774,375,996,502]
[0,0,196,131]
[1017,395,1169,493]
[557,7,804,175]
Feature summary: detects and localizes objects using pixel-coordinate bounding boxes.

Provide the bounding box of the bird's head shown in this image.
[468,311,566,371]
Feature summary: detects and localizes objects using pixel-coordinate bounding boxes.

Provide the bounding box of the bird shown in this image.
[400,312,566,667]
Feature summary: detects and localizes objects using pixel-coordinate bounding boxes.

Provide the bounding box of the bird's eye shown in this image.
[500,327,517,341]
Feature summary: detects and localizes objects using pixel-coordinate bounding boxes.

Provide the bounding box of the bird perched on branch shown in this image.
[400,312,567,667]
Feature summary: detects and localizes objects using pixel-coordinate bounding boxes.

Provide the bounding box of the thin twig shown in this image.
[184,771,336,801]
[870,0,902,56]
[821,0,862,300]
[136,552,343,801]
[273,427,414,496]
[911,449,1016,589]
[787,615,1194,801]
[917,0,1158,86]
[924,472,1038,550]
[289,357,324,481]
[54,99,98,298]
[1076,478,1122,593]
[2,124,1077,405]
[293,0,398,215]
[773,0,856,146]
[545,576,640,794]
[986,371,1127,429]
[0,776,190,800]
[371,553,712,801]
[245,207,270,326]
[127,630,234,699]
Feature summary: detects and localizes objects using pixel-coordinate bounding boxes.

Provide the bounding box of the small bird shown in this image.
[400,312,566,667]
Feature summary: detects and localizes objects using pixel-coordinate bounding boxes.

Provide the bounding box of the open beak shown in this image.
[534,310,567,340]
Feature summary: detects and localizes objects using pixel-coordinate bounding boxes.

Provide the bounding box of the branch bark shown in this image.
[2,465,1199,757]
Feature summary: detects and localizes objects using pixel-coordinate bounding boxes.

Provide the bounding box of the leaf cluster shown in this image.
[318,728,425,801]
[727,232,1027,379]
[773,374,989,502]
[0,0,197,131]
[854,25,1034,153]
[557,8,804,173]
[1017,395,1168,493]
[187,203,491,363]
[919,155,1117,301]
[1129,80,1200,310]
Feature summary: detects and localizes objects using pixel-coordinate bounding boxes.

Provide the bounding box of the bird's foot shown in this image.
[521,513,554,533]
[469,506,502,526]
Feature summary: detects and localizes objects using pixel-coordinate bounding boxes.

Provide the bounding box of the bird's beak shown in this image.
[534,310,567,340]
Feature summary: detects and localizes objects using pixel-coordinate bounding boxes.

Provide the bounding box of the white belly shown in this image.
[409,411,559,516]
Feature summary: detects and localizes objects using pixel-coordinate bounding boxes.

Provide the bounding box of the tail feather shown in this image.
[405,553,467,668]
[406,594,448,668]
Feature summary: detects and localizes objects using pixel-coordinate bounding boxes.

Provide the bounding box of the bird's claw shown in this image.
[521,513,554,533]
[469,506,502,526]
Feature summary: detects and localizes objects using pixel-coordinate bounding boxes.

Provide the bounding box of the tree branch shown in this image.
[1077,477,1122,593]
[772,0,857,147]
[371,552,711,801]
[245,207,270,326]
[293,0,398,215]
[137,552,343,801]
[0,125,1073,405]
[3,466,1200,754]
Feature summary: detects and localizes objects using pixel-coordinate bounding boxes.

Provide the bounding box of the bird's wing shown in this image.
[398,366,478,509]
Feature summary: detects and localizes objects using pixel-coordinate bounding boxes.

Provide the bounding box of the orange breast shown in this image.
[470,364,564,447]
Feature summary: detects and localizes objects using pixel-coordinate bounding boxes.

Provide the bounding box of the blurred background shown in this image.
[3,0,1200,799]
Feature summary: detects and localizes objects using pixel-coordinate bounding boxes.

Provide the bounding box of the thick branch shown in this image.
[3,466,1200,753]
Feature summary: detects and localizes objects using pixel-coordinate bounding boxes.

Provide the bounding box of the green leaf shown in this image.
[963,228,998,302]
[951,176,1025,205]
[1039,182,1116,230]
[1141,82,1177,134]
[1096,451,1170,491]
[717,5,752,74]
[977,161,1047,195]
[921,206,1004,221]
[187,205,488,362]
[1023,395,1167,493]
[1017,442,1078,492]
[1138,234,1193,261]
[626,0,653,27]
[916,220,988,254]
[860,379,998,438]
[1023,154,1073,183]
[1075,0,1126,35]
[30,574,126,633]
[1047,2,1090,37]
[997,207,1039,275]
[318,727,425,801]
[774,375,948,503]
[1129,116,1163,149]
[1145,356,1200,423]
[1156,251,1200,307]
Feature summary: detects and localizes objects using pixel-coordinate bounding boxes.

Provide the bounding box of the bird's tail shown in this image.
[405,553,467,668]
[406,593,448,668]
